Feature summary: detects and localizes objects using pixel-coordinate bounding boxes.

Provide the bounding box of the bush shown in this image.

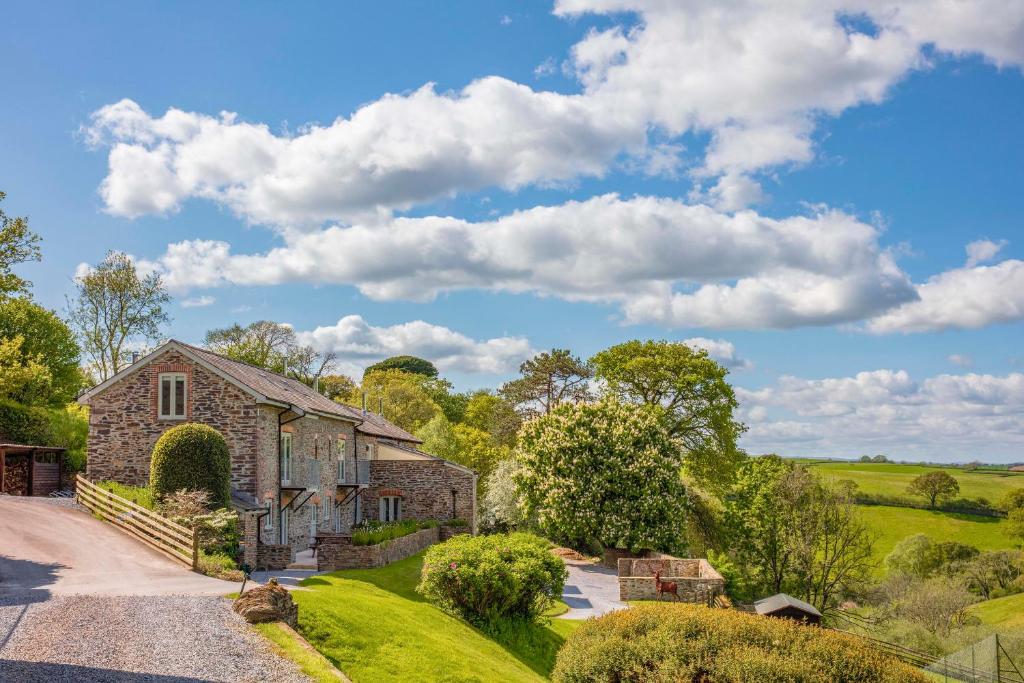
[48,403,88,473]
[350,519,436,546]
[159,489,241,558]
[198,551,244,581]
[553,603,930,683]
[0,397,50,444]
[418,532,567,626]
[149,423,231,506]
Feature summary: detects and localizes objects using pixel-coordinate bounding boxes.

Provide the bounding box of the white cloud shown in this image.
[84,1,1024,223]
[947,354,973,368]
[138,194,918,329]
[180,295,215,308]
[295,315,533,375]
[965,238,1008,267]
[866,258,1024,333]
[738,369,1024,459]
[682,337,752,370]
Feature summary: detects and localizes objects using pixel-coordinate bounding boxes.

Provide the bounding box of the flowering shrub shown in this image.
[516,397,686,552]
[553,603,930,683]
[417,533,567,625]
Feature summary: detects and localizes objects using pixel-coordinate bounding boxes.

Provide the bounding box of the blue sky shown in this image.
[2,0,1023,461]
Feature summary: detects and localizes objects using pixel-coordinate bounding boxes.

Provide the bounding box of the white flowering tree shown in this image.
[516,397,687,552]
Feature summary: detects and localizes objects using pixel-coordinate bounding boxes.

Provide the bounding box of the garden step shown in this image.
[286,562,317,570]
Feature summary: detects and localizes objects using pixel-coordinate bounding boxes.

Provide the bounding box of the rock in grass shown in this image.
[233,578,298,628]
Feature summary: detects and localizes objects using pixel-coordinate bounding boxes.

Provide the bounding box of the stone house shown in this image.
[78,340,476,567]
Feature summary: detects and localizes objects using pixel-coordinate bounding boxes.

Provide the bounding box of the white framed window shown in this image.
[379,496,401,522]
[364,442,374,459]
[281,432,293,485]
[280,508,289,544]
[158,373,187,419]
[310,502,318,537]
[263,509,273,531]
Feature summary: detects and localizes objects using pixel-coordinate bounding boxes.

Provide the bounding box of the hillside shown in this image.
[971,592,1024,632]
[857,505,1017,569]
[808,461,1024,504]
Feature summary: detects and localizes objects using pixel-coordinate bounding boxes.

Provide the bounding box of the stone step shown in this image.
[286,563,317,570]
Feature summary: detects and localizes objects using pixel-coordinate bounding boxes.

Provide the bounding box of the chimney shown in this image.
[315,376,320,394]
[378,397,384,416]
[362,392,367,415]
[131,351,139,364]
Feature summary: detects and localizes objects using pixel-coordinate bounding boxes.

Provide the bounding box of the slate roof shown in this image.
[179,342,420,442]
[753,593,822,618]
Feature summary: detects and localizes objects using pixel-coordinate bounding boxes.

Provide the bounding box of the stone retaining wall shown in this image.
[439,525,470,541]
[617,556,725,603]
[317,526,439,571]
[257,543,292,570]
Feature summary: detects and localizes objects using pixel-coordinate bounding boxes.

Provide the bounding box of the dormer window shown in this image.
[158,373,187,419]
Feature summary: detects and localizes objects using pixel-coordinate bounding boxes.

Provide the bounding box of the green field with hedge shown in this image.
[809,461,1024,505]
[857,505,1017,570]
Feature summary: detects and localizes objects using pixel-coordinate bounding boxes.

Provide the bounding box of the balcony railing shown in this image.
[338,459,370,486]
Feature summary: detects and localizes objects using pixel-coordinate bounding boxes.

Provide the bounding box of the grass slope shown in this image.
[970,592,1024,632]
[292,552,579,682]
[857,505,1016,569]
[810,462,1024,503]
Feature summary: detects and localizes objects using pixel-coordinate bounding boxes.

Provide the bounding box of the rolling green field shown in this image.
[857,505,1017,570]
[808,461,1024,504]
[291,552,579,682]
[971,592,1024,632]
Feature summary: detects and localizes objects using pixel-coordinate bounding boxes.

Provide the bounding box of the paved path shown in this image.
[0,496,308,682]
[560,559,627,619]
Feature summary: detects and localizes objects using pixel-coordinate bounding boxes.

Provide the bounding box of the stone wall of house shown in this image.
[85,350,259,494]
[363,459,476,530]
[617,557,725,602]
[317,526,439,571]
[255,406,360,555]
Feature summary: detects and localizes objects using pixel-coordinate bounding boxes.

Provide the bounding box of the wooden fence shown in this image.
[75,475,199,570]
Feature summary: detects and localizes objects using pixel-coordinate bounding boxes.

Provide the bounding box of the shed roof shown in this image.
[0,443,66,453]
[753,593,822,618]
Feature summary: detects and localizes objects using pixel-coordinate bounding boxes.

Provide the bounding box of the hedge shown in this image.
[553,603,930,683]
[149,423,231,506]
[0,398,51,445]
[418,532,567,626]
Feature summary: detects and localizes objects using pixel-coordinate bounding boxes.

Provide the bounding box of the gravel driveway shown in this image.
[0,497,310,682]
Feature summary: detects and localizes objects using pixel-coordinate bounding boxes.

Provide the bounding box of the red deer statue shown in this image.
[654,570,680,601]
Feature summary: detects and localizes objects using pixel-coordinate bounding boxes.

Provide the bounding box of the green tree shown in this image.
[1002,488,1024,512]
[907,471,960,509]
[351,369,440,433]
[499,348,592,417]
[0,335,52,403]
[150,422,231,506]
[517,397,686,552]
[364,355,438,378]
[1007,508,1024,547]
[0,297,82,405]
[724,455,796,594]
[68,251,170,381]
[463,390,521,446]
[591,339,745,492]
[0,191,42,297]
[885,534,935,578]
[319,373,358,401]
[417,414,511,495]
[480,457,530,531]
[204,320,336,384]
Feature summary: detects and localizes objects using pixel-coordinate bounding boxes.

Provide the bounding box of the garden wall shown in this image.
[317,526,439,570]
[617,556,725,603]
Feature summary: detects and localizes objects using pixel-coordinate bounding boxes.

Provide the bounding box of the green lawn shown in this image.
[291,552,580,682]
[809,461,1024,504]
[857,505,1017,570]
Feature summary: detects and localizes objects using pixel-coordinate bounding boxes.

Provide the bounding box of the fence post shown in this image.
[192,529,200,571]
